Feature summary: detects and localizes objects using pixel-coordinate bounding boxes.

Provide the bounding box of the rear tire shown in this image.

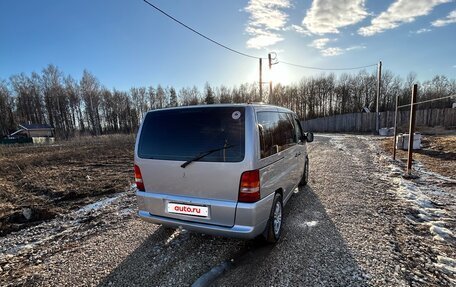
[299,157,309,186]
[264,193,283,243]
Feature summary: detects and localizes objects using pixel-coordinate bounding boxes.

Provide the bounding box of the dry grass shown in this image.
[380,134,456,179]
[0,134,136,236]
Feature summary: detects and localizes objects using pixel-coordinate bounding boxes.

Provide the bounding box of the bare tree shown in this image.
[2,64,455,138]
[80,70,102,135]
[218,85,231,103]
[65,75,83,133]
[0,80,16,136]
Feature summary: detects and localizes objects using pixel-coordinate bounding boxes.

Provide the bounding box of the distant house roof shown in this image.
[19,124,54,130]
[9,124,55,137]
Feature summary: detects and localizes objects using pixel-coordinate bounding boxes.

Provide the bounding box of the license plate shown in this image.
[167,202,209,217]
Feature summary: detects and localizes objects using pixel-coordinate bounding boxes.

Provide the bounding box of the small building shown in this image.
[7,124,55,144]
[11,124,55,137]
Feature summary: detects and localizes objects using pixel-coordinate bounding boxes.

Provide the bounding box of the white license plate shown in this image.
[167,202,209,217]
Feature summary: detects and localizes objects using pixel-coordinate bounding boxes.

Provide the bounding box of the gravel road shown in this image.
[1,134,454,286]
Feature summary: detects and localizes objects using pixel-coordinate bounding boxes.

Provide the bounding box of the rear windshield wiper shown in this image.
[181,144,235,168]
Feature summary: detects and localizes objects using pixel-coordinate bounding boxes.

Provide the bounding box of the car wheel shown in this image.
[299,157,309,186]
[264,193,283,243]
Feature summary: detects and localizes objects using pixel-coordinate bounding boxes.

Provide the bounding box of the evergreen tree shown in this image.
[169,87,178,107]
[204,82,215,104]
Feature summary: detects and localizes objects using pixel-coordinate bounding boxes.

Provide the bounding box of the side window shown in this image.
[257,112,280,159]
[276,113,295,150]
[257,111,297,159]
[286,113,298,143]
[293,116,303,143]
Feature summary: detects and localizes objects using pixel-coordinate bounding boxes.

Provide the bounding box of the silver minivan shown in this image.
[135,104,313,242]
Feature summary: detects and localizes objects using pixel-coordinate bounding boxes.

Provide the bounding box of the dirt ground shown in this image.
[0,134,135,236]
[2,134,454,286]
[380,134,456,179]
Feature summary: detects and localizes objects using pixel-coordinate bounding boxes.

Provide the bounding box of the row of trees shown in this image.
[0,64,454,138]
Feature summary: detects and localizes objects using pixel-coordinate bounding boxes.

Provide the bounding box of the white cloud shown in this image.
[321,47,344,56]
[432,10,456,27]
[302,0,368,34]
[308,38,365,57]
[244,0,291,49]
[412,28,432,34]
[358,0,451,36]
[321,45,366,56]
[247,34,284,49]
[284,24,312,36]
[345,45,367,51]
[308,38,332,49]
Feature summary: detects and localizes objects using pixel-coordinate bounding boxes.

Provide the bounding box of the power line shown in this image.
[397,94,455,108]
[279,60,378,71]
[142,0,262,60]
[142,1,378,71]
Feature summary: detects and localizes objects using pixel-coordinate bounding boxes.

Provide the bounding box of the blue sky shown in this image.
[0,0,455,91]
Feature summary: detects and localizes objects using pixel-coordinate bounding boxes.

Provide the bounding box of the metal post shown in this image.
[406,84,417,176]
[268,53,273,104]
[259,58,263,102]
[376,60,382,134]
[393,95,399,160]
[269,81,273,104]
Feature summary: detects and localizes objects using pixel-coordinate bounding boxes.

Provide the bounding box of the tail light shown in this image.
[134,164,145,191]
[239,169,260,203]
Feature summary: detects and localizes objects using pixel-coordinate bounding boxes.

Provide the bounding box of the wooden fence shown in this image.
[301,108,456,133]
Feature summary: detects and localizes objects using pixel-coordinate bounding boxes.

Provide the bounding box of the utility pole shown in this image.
[259,58,263,102]
[392,94,399,160]
[268,53,273,104]
[406,84,418,177]
[376,60,382,134]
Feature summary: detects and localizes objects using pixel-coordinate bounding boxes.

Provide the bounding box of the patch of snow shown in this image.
[77,196,120,213]
[300,221,319,228]
[414,162,456,183]
[430,225,454,242]
[435,256,456,275]
[1,189,132,257]
[368,137,455,282]
[370,138,455,246]
[329,138,346,151]
[305,221,318,227]
[392,175,456,242]
[315,134,350,139]
[165,228,182,245]
[388,165,403,176]
[118,208,134,216]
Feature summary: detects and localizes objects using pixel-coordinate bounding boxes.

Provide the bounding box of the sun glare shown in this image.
[265,63,291,85]
[246,61,292,86]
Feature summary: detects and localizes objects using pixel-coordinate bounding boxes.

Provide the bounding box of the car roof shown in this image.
[145,103,294,114]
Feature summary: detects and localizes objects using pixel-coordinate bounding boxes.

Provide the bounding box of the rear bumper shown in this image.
[136,191,274,239]
[137,210,267,239]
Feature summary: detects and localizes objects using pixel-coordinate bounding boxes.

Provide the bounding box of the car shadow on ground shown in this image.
[98,185,369,286]
[96,218,246,285]
[212,185,370,286]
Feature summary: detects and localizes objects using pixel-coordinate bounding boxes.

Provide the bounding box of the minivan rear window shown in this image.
[138,107,245,162]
